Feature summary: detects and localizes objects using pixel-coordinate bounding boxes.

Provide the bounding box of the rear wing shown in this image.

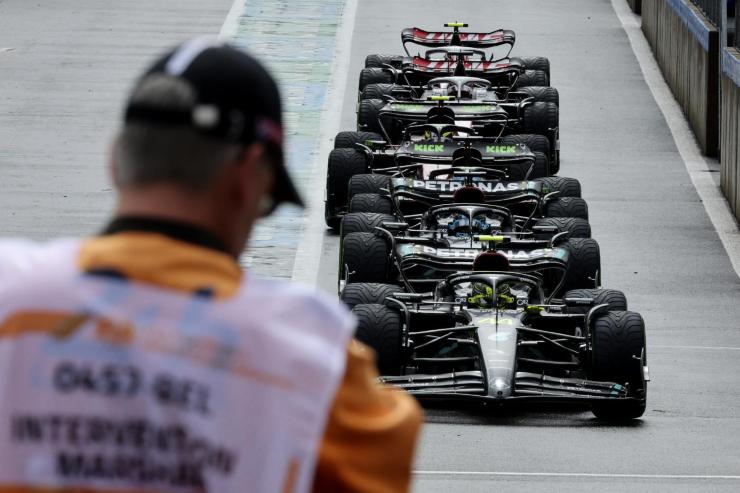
[402,27,516,55]
[410,57,523,76]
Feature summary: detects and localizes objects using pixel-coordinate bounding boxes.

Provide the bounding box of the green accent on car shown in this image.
[485,145,518,154]
[389,103,429,112]
[430,95,452,101]
[414,144,445,152]
[446,22,466,27]
[477,235,505,243]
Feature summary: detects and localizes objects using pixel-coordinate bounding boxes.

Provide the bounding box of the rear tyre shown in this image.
[361,83,396,101]
[514,69,549,88]
[563,288,627,314]
[340,212,396,240]
[516,86,559,106]
[358,99,386,134]
[325,149,368,229]
[508,152,549,180]
[334,131,383,149]
[365,54,402,68]
[499,134,551,156]
[590,311,647,420]
[341,283,403,309]
[561,238,601,291]
[518,56,551,77]
[535,176,581,197]
[341,232,391,283]
[359,68,394,91]
[522,102,559,136]
[533,217,591,239]
[544,197,588,220]
[349,193,393,214]
[352,303,404,375]
[348,174,390,198]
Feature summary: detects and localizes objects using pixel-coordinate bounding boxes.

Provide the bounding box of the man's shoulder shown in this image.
[242,277,355,334]
[0,238,81,285]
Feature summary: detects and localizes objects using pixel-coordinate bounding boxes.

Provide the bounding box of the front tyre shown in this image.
[590,311,647,420]
[352,303,404,375]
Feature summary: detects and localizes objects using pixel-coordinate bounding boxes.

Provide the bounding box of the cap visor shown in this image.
[271,158,304,208]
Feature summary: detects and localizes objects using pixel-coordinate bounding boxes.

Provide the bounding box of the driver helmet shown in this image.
[467,283,516,309]
[467,282,493,308]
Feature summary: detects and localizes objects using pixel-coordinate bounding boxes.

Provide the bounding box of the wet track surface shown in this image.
[2,0,740,491]
[317,0,740,491]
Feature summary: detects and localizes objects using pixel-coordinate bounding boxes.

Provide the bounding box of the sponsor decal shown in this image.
[410,180,522,193]
[485,145,518,154]
[416,246,557,260]
[414,144,445,153]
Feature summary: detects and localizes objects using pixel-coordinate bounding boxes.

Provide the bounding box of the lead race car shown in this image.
[360,23,551,91]
[345,270,648,420]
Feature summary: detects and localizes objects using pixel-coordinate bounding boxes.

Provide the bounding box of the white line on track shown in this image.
[218,0,245,39]
[291,0,358,284]
[414,471,740,480]
[611,0,740,279]
[653,344,740,350]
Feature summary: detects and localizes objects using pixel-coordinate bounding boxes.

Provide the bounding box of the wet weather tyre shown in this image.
[334,131,383,149]
[563,288,627,314]
[590,311,647,420]
[325,148,368,229]
[533,217,591,239]
[561,238,601,291]
[365,54,401,68]
[517,86,559,106]
[359,68,394,91]
[358,99,386,134]
[361,83,396,101]
[508,152,548,180]
[499,134,550,156]
[348,174,390,198]
[522,102,559,135]
[536,176,581,197]
[519,56,551,77]
[514,69,549,88]
[341,232,391,283]
[340,212,396,240]
[544,197,589,220]
[349,193,393,214]
[341,283,403,309]
[352,303,403,375]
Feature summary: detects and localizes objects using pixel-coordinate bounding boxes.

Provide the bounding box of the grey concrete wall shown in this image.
[720,47,740,219]
[642,0,719,155]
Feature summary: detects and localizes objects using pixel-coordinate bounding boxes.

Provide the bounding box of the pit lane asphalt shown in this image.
[316,0,740,491]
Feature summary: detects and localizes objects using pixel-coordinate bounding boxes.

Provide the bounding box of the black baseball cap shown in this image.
[124,37,303,210]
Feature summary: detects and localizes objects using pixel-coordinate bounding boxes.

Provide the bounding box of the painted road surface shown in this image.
[3,0,740,492]
[316,0,740,492]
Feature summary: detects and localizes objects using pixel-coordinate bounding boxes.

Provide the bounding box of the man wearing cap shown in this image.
[0,39,422,492]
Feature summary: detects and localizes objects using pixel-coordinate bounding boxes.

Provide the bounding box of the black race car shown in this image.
[325,124,567,227]
[343,270,648,420]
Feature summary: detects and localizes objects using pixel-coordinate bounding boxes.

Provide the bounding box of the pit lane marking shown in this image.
[652,344,740,351]
[414,471,740,480]
[612,0,740,280]
[290,0,359,284]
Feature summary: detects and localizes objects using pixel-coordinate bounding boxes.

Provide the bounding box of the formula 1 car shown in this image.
[359,23,551,91]
[368,23,550,76]
[356,84,559,167]
[325,124,567,227]
[338,208,600,297]
[345,271,648,420]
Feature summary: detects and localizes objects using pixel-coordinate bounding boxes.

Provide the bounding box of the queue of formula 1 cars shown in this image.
[324,23,649,420]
